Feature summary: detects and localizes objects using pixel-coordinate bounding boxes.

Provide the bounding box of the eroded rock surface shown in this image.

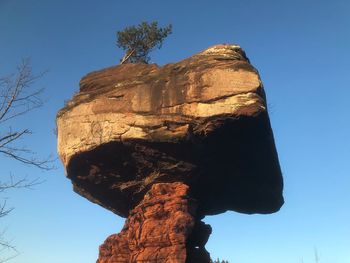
[97,182,210,263]
[57,44,283,217]
[57,44,284,262]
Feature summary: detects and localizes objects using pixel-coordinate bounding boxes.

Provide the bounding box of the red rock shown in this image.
[97,182,210,263]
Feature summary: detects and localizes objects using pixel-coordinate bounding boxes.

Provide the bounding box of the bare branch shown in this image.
[0,201,13,218]
[0,59,54,170]
[0,59,52,262]
[0,150,54,170]
[0,130,29,148]
[0,228,18,263]
[0,175,43,193]
[0,59,45,123]
[0,175,43,261]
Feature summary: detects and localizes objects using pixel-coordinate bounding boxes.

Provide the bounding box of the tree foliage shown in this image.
[117,21,172,64]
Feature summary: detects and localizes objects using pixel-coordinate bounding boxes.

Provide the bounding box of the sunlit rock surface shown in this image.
[57,44,284,262]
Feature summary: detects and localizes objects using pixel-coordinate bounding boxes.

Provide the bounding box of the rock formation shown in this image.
[97,183,210,263]
[57,44,284,262]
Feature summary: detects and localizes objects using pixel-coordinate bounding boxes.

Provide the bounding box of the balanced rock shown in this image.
[57,44,284,262]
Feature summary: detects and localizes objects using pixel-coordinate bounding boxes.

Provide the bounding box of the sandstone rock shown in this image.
[97,182,210,263]
[57,44,284,263]
[57,44,283,218]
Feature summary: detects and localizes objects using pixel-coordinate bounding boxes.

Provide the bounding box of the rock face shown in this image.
[57,44,284,262]
[97,182,210,263]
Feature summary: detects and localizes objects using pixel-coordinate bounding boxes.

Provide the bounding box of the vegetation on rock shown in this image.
[116,21,172,64]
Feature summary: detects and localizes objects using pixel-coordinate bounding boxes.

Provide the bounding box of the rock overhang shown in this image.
[57,44,284,218]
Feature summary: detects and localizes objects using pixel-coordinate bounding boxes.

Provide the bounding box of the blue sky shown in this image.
[1,0,349,262]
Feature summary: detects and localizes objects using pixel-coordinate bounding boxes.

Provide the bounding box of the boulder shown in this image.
[57,44,284,262]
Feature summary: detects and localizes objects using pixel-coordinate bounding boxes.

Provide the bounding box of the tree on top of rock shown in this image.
[117,21,172,64]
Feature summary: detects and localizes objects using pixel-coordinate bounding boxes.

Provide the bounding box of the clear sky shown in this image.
[1,0,349,262]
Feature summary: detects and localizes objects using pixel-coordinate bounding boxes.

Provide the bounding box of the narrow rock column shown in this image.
[97,182,211,263]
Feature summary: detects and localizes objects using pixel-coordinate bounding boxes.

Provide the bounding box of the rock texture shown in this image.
[57,44,284,262]
[97,182,210,263]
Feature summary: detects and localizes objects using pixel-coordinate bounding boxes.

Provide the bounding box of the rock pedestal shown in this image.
[97,182,211,263]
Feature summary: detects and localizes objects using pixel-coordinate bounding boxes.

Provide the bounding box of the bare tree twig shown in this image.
[0,59,54,170]
[0,59,52,262]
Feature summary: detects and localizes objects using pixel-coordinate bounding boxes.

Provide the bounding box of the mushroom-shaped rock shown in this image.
[57,44,284,262]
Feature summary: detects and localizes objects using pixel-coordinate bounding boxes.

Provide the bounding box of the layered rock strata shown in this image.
[57,44,284,262]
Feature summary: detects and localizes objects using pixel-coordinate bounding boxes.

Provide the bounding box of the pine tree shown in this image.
[117,21,172,64]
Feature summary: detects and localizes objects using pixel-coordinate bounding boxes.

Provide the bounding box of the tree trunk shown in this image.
[120,49,135,64]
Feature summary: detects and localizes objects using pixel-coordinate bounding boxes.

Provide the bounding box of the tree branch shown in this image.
[0,58,52,262]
